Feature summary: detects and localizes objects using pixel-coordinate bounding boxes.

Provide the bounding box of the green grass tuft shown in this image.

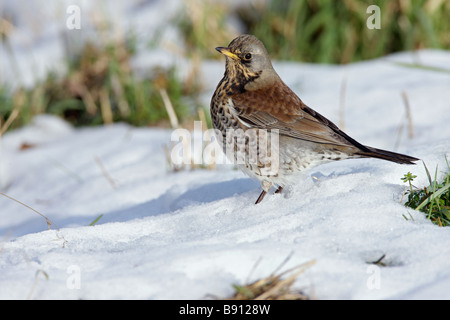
[402,159,450,227]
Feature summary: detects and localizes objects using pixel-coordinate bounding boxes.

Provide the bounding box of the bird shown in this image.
[210,34,419,204]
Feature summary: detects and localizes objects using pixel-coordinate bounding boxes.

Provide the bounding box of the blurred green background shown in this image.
[1,0,449,133]
[182,0,450,63]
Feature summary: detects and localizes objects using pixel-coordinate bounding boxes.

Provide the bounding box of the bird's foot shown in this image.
[275,186,283,194]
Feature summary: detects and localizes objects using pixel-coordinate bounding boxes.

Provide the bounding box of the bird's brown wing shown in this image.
[232,80,370,151]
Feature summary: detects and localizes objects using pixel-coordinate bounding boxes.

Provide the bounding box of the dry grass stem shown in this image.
[0,192,59,230]
[79,84,98,115]
[227,259,316,300]
[26,269,49,300]
[94,155,117,189]
[401,91,414,139]
[0,108,20,138]
[111,74,130,117]
[394,91,415,150]
[160,88,179,129]
[99,88,113,124]
[339,74,347,130]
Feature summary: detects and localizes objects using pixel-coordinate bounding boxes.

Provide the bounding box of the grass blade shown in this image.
[89,214,104,226]
[416,182,450,212]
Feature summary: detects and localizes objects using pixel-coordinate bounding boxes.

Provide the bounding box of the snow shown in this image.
[1,0,450,300]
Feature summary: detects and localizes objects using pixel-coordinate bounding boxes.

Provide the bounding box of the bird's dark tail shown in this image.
[357,147,419,165]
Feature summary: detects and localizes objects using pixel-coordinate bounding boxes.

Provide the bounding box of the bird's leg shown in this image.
[255,190,267,204]
[275,186,283,194]
[255,180,272,204]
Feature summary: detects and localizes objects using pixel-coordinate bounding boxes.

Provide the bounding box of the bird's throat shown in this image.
[224,64,261,94]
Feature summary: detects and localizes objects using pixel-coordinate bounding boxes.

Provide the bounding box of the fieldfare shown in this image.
[210,34,419,204]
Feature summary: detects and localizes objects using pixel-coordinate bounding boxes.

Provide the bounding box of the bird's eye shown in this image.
[244,53,252,61]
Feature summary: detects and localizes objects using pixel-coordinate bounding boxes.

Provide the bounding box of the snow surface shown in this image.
[1,0,450,300]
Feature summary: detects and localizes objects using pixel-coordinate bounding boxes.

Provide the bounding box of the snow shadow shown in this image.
[0,178,257,239]
[104,178,257,222]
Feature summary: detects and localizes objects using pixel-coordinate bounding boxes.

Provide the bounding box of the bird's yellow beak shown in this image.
[216,47,239,60]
